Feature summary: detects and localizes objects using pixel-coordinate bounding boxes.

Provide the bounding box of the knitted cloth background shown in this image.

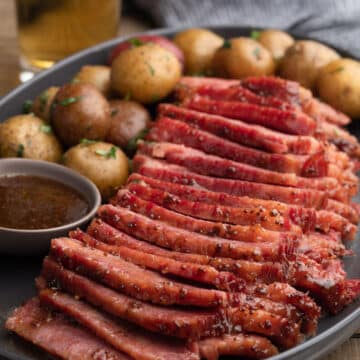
[134,0,360,57]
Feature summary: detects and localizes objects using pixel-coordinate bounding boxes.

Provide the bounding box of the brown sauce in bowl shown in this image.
[0,175,89,230]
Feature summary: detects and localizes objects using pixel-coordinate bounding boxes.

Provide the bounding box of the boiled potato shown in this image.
[106,100,151,149]
[73,65,111,97]
[317,58,360,118]
[257,29,294,63]
[63,141,128,199]
[278,40,340,90]
[31,86,59,122]
[0,114,62,162]
[52,83,111,147]
[211,37,275,79]
[111,43,181,104]
[173,28,223,74]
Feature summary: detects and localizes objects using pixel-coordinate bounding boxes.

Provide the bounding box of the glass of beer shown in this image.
[16,0,121,80]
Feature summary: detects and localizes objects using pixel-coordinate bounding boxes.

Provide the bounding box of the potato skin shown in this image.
[0,114,62,162]
[317,58,360,118]
[74,65,111,97]
[106,100,151,148]
[212,37,275,79]
[258,29,294,63]
[111,43,181,104]
[52,83,111,147]
[31,86,59,122]
[63,142,128,199]
[278,40,340,90]
[173,28,223,74]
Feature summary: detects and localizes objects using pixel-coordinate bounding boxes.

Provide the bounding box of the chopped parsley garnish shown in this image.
[191,71,206,77]
[124,92,131,101]
[330,66,344,74]
[59,96,82,106]
[22,100,33,114]
[40,124,52,134]
[146,61,155,76]
[95,146,117,159]
[151,94,160,103]
[128,159,133,174]
[128,38,144,47]
[111,108,119,117]
[126,128,149,154]
[16,144,24,158]
[80,138,98,145]
[71,78,80,84]
[39,91,48,112]
[250,30,261,40]
[253,47,261,60]
[222,39,232,49]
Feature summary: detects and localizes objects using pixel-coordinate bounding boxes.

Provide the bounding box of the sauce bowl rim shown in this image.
[0,158,101,233]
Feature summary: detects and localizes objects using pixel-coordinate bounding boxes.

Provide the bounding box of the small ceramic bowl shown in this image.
[0,158,101,255]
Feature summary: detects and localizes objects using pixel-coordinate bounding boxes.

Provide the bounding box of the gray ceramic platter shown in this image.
[0,26,359,360]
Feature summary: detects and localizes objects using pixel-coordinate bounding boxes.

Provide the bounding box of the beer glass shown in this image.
[16,0,121,80]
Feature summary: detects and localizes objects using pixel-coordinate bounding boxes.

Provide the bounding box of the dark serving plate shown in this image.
[0,26,360,360]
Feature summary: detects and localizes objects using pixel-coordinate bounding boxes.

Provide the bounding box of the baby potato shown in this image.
[106,99,151,149]
[173,28,223,74]
[317,58,360,118]
[63,141,128,199]
[111,43,181,104]
[31,86,59,122]
[52,83,111,147]
[73,65,111,97]
[278,40,340,90]
[257,29,294,63]
[211,37,275,79]
[0,114,62,162]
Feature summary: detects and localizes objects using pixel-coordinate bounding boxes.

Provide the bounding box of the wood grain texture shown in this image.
[0,1,359,360]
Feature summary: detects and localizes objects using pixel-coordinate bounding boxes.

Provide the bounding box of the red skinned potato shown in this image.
[106,100,151,149]
[52,83,111,147]
[108,35,184,67]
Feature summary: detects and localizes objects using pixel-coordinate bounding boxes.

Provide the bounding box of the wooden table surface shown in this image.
[0,1,359,359]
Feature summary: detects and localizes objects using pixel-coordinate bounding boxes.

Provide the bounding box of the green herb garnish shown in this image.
[22,100,33,114]
[95,146,117,159]
[126,128,149,154]
[59,96,82,106]
[253,47,261,60]
[128,159,133,174]
[191,71,206,77]
[151,94,160,103]
[111,108,119,117]
[16,144,24,158]
[40,124,52,134]
[146,61,155,76]
[128,38,144,47]
[80,138,98,145]
[124,92,131,101]
[222,39,232,49]
[330,66,344,74]
[250,30,261,40]
[71,78,80,84]
[39,91,49,113]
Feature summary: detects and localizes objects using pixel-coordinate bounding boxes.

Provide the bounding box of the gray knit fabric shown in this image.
[133,0,360,57]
